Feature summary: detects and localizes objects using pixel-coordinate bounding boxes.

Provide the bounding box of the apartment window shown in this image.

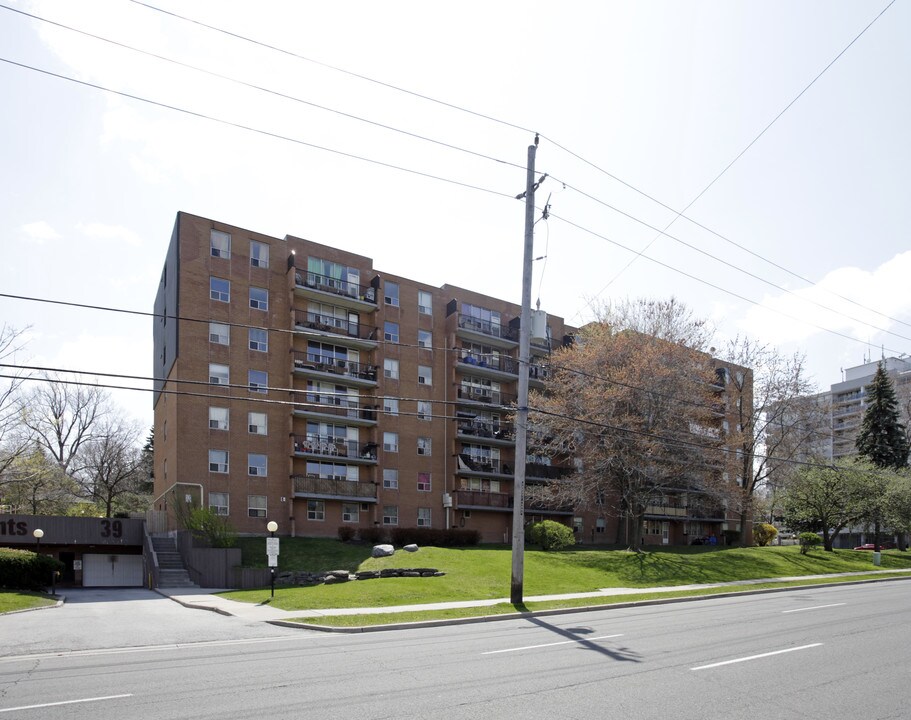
[209,322,229,345]
[383,432,398,453]
[208,449,228,473]
[210,277,230,302]
[209,492,229,516]
[209,407,229,431]
[384,359,399,380]
[417,507,431,527]
[248,453,267,477]
[417,472,431,492]
[384,321,399,343]
[250,240,269,268]
[248,495,267,518]
[418,365,432,385]
[384,281,400,307]
[249,328,268,352]
[342,503,359,523]
[417,401,431,421]
[210,230,231,259]
[382,505,398,526]
[209,363,229,385]
[307,500,325,521]
[383,468,398,489]
[596,517,606,534]
[418,290,432,315]
[248,412,267,435]
[417,437,432,456]
[248,369,268,393]
[418,330,432,349]
[250,287,268,311]
[383,397,399,416]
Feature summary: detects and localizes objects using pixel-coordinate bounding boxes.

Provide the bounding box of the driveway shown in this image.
[0,588,303,658]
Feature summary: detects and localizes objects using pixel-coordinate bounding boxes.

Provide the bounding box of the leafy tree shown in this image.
[529,299,724,552]
[2,446,78,515]
[527,520,575,551]
[781,459,871,551]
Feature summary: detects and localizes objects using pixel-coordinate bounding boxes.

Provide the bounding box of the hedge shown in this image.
[0,548,64,591]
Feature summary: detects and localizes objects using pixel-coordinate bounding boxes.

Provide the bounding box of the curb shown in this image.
[0,594,65,616]
[153,589,233,617]
[263,573,911,633]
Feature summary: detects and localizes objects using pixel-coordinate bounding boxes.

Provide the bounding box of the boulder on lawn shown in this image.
[403,544,419,553]
[372,543,395,558]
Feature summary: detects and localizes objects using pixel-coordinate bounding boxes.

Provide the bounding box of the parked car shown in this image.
[854,543,893,550]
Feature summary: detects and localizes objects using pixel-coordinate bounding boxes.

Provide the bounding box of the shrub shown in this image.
[0,548,64,591]
[754,523,779,547]
[337,526,355,542]
[528,520,575,551]
[358,526,388,544]
[388,527,482,547]
[798,532,822,555]
[185,507,236,548]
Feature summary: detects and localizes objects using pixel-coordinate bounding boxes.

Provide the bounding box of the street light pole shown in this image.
[33,528,44,552]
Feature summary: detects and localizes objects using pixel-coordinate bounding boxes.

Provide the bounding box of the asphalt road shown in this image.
[1,582,909,719]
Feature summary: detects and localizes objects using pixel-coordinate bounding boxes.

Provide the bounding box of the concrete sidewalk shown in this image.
[157,568,911,623]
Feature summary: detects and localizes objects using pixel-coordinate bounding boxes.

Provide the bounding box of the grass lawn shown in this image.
[222,538,911,612]
[0,590,58,614]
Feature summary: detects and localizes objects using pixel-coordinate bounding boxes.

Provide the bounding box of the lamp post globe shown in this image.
[33,528,44,551]
[266,521,278,535]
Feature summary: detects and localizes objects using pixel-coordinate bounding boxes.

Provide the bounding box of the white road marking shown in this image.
[692,643,822,671]
[483,634,624,655]
[782,603,845,614]
[0,694,132,713]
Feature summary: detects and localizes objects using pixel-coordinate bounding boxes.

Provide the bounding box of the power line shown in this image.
[575,0,899,313]
[0,56,515,201]
[0,3,525,175]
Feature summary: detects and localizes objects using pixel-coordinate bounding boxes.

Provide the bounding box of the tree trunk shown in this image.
[822,527,833,552]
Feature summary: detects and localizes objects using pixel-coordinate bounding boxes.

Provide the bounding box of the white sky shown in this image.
[2,0,909,429]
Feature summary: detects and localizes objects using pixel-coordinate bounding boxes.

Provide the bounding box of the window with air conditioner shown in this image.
[342,503,359,523]
[210,230,231,259]
[209,407,229,431]
[384,281,399,307]
[250,240,269,268]
[418,290,432,315]
[209,322,229,345]
[248,370,268,393]
[209,363,229,385]
[384,359,399,380]
[417,437,431,456]
[418,366,432,385]
[248,412,267,435]
[208,449,228,473]
[248,453,267,477]
[249,328,268,352]
[418,330,432,349]
[383,397,399,416]
[209,492,229,516]
[383,432,398,453]
[250,287,268,311]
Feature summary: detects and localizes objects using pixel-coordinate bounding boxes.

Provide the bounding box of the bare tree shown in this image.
[529,299,725,551]
[76,419,149,517]
[19,375,109,476]
[722,338,821,546]
[0,324,32,480]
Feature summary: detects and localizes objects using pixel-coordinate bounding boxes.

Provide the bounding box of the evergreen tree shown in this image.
[856,363,909,470]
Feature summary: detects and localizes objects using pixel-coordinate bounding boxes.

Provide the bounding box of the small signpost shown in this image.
[266,522,279,598]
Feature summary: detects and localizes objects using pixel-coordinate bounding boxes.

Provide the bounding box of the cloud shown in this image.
[77,222,143,248]
[738,251,911,347]
[20,221,62,244]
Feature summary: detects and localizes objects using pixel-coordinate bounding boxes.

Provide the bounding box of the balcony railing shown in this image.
[293,269,376,304]
[457,422,514,441]
[292,475,377,500]
[456,386,517,407]
[293,395,379,422]
[458,313,518,342]
[292,352,377,382]
[526,462,574,480]
[292,435,378,460]
[293,310,378,342]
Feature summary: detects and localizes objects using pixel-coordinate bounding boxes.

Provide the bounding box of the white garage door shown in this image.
[82,554,144,587]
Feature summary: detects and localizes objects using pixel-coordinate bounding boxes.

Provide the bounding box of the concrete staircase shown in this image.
[152,536,198,589]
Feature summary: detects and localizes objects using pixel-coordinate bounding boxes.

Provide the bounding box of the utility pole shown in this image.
[511,138,537,605]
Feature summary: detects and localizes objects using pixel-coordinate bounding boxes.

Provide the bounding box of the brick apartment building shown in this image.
[152,212,749,545]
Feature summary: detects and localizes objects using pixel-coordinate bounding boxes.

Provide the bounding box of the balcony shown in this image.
[292,435,378,463]
[452,490,573,516]
[293,310,379,350]
[456,313,518,349]
[292,475,377,502]
[292,395,379,426]
[292,269,377,311]
[456,454,510,476]
[456,386,517,408]
[526,462,575,481]
[457,422,515,447]
[293,351,378,387]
